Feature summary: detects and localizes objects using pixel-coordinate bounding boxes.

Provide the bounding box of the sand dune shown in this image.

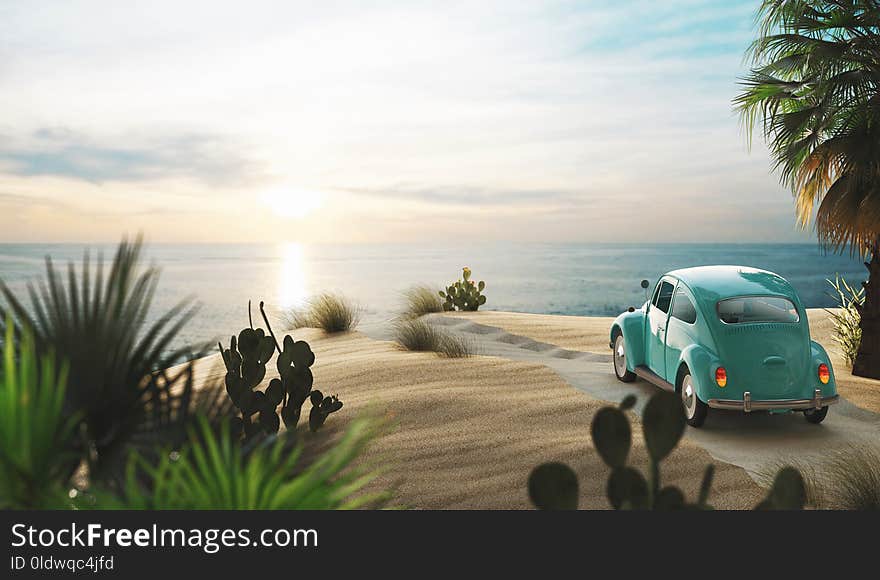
[408,313,880,483]
[188,305,880,510]
[438,311,617,353]
[193,328,761,510]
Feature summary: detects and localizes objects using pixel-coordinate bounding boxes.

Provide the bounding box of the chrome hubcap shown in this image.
[682,375,696,419]
[614,336,626,376]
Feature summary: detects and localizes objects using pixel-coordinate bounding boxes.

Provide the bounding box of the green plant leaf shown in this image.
[607,467,649,510]
[590,407,631,468]
[265,378,284,406]
[528,462,579,510]
[0,319,79,509]
[698,464,715,506]
[88,415,388,510]
[655,486,685,511]
[280,404,301,429]
[0,238,233,480]
[642,391,685,462]
[760,466,806,510]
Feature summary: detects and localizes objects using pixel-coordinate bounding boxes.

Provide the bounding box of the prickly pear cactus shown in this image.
[596,391,693,510]
[219,325,277,438]
[528,391,806,510]
[754,467,806,510]
[439,267,487,311]
[218,301,343,438]
[528,463,579,510]
[276,334,317,429]
[308,389,343,432]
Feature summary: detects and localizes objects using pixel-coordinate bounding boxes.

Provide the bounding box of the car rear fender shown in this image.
[677,343,721,400]
[610,309,647,370]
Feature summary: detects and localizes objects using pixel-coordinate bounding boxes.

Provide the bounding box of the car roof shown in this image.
[665,265,798,305]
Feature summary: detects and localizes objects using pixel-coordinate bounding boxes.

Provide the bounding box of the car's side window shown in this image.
[671,287,697,324]
[653,280,675,314]
[650,282,662,309]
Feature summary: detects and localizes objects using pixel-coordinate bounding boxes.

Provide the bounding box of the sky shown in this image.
[0,0,817,244]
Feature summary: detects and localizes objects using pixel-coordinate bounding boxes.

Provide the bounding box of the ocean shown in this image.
[0,242,866,350]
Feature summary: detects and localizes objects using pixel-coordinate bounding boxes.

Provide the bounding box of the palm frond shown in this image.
[0,237,229,481]
[87,415,390,510]
[737,0,880,255]
[0,318,80,508]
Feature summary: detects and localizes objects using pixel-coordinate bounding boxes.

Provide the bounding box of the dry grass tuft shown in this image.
[757,446,880,510]
[825,275,863,367]
[394,318,473,358]
[287,293,361,333]
[400,285,444,319]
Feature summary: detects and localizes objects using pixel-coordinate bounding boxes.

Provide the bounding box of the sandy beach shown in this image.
[435,308,880,416]
[188,307,879,510]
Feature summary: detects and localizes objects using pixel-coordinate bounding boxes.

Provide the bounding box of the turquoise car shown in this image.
[610,266,838,427]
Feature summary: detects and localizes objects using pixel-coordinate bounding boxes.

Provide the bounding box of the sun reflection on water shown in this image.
[278,242,309,310]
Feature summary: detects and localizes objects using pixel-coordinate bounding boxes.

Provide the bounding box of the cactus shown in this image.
[754,467,807,510]
[308,390,344,432]
[219,306,278,438]
[438,267,487,311]
[275,334,315,427]
[528,463,579,510]
[218,301,343,439]
[528,391,806,510]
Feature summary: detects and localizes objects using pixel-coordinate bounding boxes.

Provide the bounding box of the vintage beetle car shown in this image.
[609,266,838,427]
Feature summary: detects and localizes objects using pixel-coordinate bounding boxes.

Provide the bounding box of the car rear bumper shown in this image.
[708,389,839,412]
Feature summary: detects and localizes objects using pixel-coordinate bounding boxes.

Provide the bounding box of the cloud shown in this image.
[338,183,602,208]
[0,1,810,243]
[0,191,50,203]
[0,128,264,187]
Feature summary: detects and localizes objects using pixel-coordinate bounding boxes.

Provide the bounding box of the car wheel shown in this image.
[612,333,636,382]
[804,406,828,424]
[680,372,707,427]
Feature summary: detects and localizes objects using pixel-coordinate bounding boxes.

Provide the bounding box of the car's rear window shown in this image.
[716,296,799,324]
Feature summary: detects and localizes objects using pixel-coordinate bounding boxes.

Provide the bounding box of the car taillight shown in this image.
[818,363,830,384]
[715,367,727,387]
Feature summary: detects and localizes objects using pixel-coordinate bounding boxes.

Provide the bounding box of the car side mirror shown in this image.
[640,279,649,289]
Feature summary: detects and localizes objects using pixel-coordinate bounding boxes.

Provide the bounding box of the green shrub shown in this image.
[528,392,806,510]
[86,415,388,509]
[401,285,444,319]
[0,237,223,480]
[825,274,864,367]
[440,267,486,311]
[394,318,472,358]
[219,301,343,438]
[288,293,361,333]
[0,321,80,509]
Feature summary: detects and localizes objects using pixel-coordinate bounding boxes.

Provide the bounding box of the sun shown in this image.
[259,186,324,219]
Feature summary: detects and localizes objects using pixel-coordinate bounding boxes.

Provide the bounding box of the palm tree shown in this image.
[736,0,880,378]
